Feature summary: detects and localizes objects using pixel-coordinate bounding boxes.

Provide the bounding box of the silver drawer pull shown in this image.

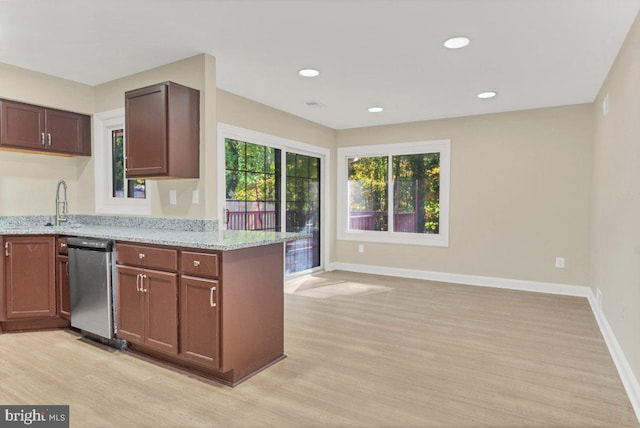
[136,273,141,292]
[210,286,217,308]
[47,133,52,146]
[139,253,145,259]
[41,132,45,145]
[141,274,148,292]
[60,242,67,248]
[193,260,200,267]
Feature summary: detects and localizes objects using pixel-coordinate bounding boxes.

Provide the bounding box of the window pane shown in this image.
[112,129,145,199]
[112,129,125,198]
[392,153,440,234]
[348,156,388,231]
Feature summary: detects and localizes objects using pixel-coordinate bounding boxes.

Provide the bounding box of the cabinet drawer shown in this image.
[116,243,178,272]
[181,251,219,278]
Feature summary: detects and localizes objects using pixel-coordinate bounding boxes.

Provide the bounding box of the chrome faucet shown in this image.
[55,180,68,226]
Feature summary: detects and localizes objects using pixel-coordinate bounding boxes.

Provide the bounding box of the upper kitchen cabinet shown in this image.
[0,99,91,156]
[125,81,200,179]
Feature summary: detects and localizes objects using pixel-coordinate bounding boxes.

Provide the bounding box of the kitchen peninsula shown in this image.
[0,215,304,385]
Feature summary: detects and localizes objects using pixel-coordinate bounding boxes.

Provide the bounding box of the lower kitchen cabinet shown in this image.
[57,255,70,320]
[115,265,178,355]
[3,236,56,319]
[180,275,220,367]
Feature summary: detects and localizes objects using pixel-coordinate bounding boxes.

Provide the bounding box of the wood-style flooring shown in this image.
[0,270,637,427]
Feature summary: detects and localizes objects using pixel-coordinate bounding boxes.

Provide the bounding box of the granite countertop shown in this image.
[0,215,308,251]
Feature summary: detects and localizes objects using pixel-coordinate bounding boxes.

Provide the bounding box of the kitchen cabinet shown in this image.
[3,236,56,319]
[125,81,199,179]
[57,237,70,320]
[180,250,220,367]
[116,244,179,355]
[0,99,91,156]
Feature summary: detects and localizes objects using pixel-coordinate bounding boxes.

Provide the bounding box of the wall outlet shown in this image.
[358,244,365,253]
[192,190,199,204]
[555,257,565,268]
[596,288,603,311]
[169,190,177,205]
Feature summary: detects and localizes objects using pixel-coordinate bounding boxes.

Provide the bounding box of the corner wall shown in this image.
[591,10,640,393]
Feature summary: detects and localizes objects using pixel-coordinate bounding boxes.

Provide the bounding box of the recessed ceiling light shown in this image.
[368,106,383,113]
[298,68,320,77]
[443,36,470,49]
[477,91,497,99]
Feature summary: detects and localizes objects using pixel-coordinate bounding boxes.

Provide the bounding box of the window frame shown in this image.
[93,108,151,216]
[337,139,450,247]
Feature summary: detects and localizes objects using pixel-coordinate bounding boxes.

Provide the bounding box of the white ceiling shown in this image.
[0,0,638,130]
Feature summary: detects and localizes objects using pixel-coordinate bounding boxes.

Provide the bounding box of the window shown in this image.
[337,140,450,247]
[225,138,281,231]
[94,109,151,215]
[218,123,329,276]
[111,129,146,199]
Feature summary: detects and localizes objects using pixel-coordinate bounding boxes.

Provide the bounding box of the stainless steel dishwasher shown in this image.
[67,237,115,339]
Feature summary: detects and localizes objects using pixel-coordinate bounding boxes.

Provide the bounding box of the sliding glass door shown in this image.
[224,138,322,274]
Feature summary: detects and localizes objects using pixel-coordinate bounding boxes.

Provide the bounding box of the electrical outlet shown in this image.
[169,190,177,205]
[192,190,199,204]
[555,257,565,268]
[596,288,603,311]
[358,244,364,253]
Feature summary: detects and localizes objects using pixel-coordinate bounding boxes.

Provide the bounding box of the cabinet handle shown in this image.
[139,253,145,259]
[4,242,10,257]
[41,132,45,146]
[60,242,67,248]
[141,274,148,293]
[210,286,217,308]
[47,133,52,146]
[193,260,200,267]
[136,273,141,292]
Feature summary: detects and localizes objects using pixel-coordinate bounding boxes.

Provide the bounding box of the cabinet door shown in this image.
[125,83,168,177]
[180,276,219,367]
[115,265,145,344]
[144,269,178,355]
[57,255,70,320]
[46,109,90,155]
[0,101,46,150]
[4,236,56,319]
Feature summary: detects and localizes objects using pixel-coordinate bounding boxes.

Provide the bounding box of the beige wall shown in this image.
[216,89,335,150]
[335,104,594,286]
[0,63,94,216]
[591,12,640,383]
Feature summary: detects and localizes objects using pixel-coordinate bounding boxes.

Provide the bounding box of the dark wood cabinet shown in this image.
[4,236,56,319]
[0,100,90,156]
[125,81,199,179]
[180,275,220,367]
[57,255,70,320]
[56,236,70,320]
[116,244,179,355]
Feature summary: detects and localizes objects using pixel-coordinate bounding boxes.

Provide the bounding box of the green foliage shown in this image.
[348,153,440,234]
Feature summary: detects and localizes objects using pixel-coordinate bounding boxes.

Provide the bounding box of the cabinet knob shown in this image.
[60,242,67,248]
[193,260,200,267]
[139,253,145,259]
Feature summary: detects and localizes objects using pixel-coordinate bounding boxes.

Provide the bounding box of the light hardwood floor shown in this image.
[0,270,637,427]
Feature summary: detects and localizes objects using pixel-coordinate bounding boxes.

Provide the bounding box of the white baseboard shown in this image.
[326,262,640,423]
[327,262,590,297]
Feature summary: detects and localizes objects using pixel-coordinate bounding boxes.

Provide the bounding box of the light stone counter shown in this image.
[0,215,307,250]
